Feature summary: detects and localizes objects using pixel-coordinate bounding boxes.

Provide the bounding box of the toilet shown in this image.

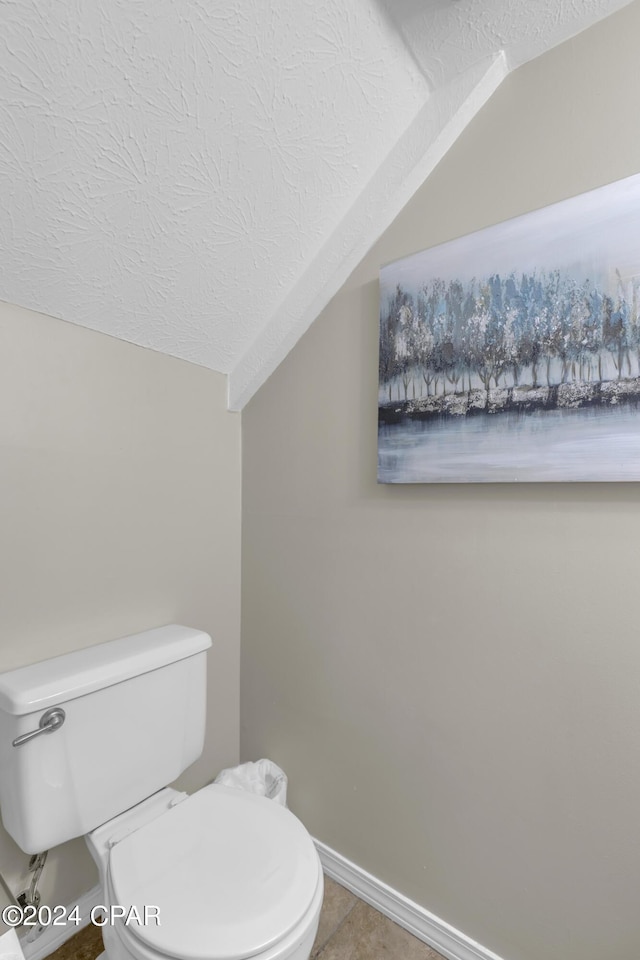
[0,625,323,960]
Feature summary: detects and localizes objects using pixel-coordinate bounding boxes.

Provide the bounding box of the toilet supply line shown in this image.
[17,854,47,915]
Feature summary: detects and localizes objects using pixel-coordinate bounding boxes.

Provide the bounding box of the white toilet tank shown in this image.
[0,625,211,854]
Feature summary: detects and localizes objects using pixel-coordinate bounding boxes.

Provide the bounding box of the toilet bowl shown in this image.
[105,892,323,960]
[0,625,323,960]
[87,784,324,960]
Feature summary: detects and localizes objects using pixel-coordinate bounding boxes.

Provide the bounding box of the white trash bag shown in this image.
[213,758,288,806]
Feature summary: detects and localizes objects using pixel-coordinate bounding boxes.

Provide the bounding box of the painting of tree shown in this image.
[378,173,640,482]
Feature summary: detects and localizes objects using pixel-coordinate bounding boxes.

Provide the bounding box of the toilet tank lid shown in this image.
[0,625,211,715]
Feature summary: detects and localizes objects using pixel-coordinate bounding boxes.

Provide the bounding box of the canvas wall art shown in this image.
[378,173,640,483]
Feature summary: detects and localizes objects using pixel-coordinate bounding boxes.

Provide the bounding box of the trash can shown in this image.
[213,759,288,806]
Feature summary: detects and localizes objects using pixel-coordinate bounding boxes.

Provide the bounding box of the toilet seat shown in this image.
[106,875,323,960]
[107,785,322,960]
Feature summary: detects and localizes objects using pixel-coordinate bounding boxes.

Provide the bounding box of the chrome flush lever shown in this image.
[12,707,66,747]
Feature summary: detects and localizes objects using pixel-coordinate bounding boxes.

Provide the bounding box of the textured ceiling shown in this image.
[0,0,633,408]
[376,0,634,82]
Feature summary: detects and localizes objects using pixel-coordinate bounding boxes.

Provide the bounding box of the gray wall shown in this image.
[241,5,640,960]
[0,302,241,912]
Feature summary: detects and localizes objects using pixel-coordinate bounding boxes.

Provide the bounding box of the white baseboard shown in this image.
[19,885,102,960]
[314,840,506,960]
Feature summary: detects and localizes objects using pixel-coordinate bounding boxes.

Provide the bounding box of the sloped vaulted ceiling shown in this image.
[0,0,633,409]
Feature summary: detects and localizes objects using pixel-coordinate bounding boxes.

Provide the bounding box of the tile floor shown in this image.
[46,877,445,960]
